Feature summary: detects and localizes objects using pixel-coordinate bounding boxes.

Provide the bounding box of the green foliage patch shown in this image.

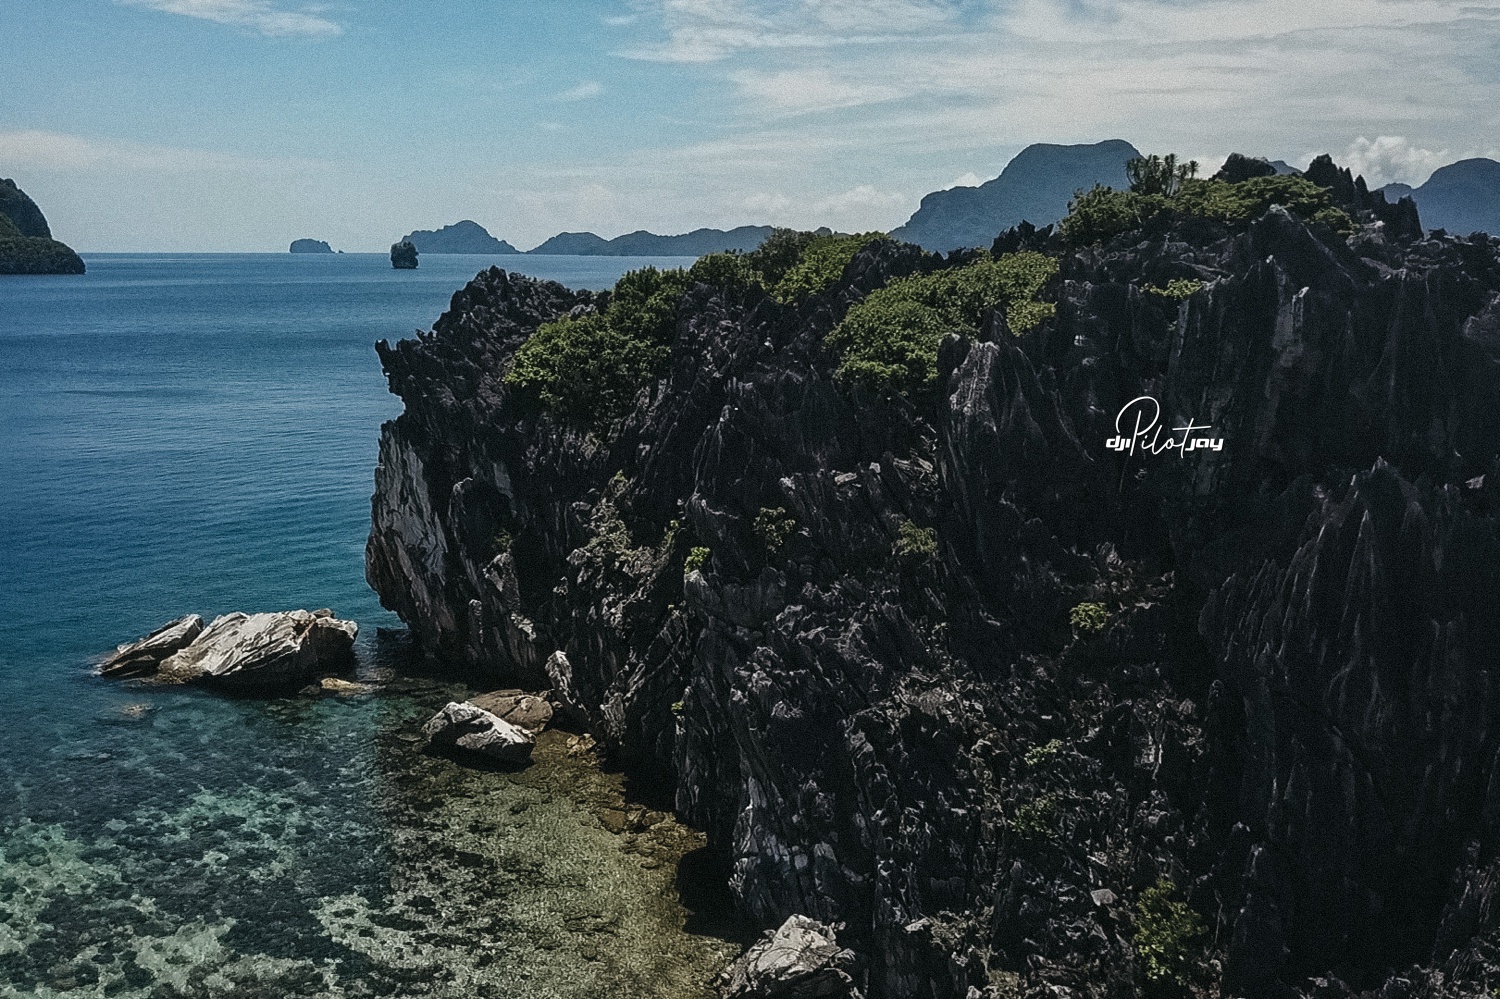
[1061,168,1355,248]
[826,252,1058,395]
[753,507,796,552]
[1148,279,1205,300]
[1070,602,1111,636]
[1011,794,1059,841]
[1134,878,1206,985]
[505,266,689,427]
[895,520,938,559]
[684,546,711,574]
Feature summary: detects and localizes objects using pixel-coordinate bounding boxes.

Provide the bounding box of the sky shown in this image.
[2,0,1499,252]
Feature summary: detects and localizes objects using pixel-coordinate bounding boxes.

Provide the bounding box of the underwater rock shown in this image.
[99,614,204,678]
[421,700,535,763]
[104,609,356,691]
[718,915,862,999]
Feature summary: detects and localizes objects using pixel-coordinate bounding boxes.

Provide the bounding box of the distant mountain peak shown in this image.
[891,139,1142,251]
[402,220,521,254]
[1374,157,1500,236]
[525,225,773,256]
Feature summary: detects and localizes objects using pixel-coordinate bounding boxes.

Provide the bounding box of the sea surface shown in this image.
[0,252,736,997]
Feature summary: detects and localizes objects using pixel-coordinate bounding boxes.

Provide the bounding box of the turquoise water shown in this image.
[0,252,734,997]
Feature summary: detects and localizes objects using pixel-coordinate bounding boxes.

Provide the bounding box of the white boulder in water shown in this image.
[101,609,358,691]
[422,701,535,763]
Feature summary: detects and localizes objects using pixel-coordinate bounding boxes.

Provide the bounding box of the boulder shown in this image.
[718,916,862,999]
[422,701,534,763]
[99,614,204,678]
[103,609,358,690]
[468,688,554,734]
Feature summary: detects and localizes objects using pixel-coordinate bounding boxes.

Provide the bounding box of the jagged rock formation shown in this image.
[290,238,335,253]
[403,220,521,255]
[101,610,357,690]
[391,240,419,270]
[1378,157,1500,237]
[0,178,84,275]
[366,171,1500,997]
[719,916,863,998]
[892,140,1141,251]
[528,225,775,256]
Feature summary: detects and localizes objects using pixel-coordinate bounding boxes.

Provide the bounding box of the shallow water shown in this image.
[0,252,734,997]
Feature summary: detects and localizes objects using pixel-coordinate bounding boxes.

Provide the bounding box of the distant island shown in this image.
[1378,158,1500,235]
[290,238,335,254]
[0,179,84,275]
[892,139,1142,251]
[402,220,520,255]
[527,225,774,256]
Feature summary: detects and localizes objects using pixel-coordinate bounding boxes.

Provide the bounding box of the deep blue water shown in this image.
[0,252,731,997]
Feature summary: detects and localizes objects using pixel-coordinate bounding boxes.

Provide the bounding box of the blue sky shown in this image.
[3,0,1498,251]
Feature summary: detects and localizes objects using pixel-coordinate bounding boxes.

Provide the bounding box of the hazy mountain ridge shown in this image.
[1378,157,1500,235]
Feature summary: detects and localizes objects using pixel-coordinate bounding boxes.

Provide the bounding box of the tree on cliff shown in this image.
[391,240,419,269]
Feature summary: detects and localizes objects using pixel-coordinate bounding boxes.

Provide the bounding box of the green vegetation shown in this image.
[753,507,796,552]
[670,700,685,715]
[506,232,894,429]
[1148,279,1205,300]
[767,232,887,303]
[1011,794,1059,840]
[1134,878,1206,986]
[1127,154,1199,196]
[684,546,711,574]
[895,520,938,559]
[0,213,85,276]
[1070,602,1111,636]
[1061,160,1355,247]
[1024,739,1063,769]
[492,529,513,555]
[505,266,689,427]
[826,252,1058,395]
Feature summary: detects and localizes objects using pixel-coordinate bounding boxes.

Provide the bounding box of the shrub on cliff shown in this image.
[1062,169,1354,247]
[766,232,887,303]
[826,251,1058,395]
[505,266,689,426]
[1133,878,1206,986]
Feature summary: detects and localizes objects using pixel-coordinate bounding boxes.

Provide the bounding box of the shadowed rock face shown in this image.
[366,205,1500,997]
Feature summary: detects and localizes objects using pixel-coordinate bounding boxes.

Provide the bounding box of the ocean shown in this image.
[0,252,736,997]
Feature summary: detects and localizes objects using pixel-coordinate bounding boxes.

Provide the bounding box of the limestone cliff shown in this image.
[367,184,1500,997]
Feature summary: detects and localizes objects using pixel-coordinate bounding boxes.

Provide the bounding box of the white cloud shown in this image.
[117,0,342,37]
[731,69,902,113]
[0,129,327,174]
[556,81,605,101]
[944,171,983,189]
[1341,135,1461,187]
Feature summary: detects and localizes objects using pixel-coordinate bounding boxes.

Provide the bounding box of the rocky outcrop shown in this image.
[99,614,205,678]
[391,240,418,270]
[290,238,335,253]
[0,178,84,275]
[469,689,554,733]
[102,610,357,691]
[719,916,862,999]
[366,187,1500,997]
[422,701,535,763]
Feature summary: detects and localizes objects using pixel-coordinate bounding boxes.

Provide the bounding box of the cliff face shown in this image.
[367,210,1500,998]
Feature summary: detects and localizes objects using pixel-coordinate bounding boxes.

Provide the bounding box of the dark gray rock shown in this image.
[290,238,334,253]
